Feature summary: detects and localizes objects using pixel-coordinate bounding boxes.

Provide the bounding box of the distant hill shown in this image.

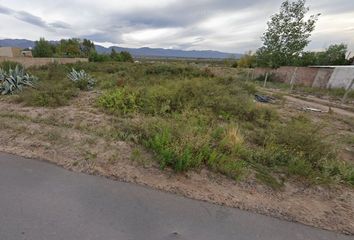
[0,39,36,49]
[104,46,241,59]
[0,38,241,59]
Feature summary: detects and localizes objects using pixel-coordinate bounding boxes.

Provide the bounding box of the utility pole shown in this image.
[263,72,269,88]
[290,67,298,91]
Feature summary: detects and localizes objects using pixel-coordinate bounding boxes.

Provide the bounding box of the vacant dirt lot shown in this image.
[0,91,353,235]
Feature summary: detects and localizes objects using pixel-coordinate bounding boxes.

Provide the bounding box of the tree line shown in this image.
[32,38,133,62]
[234,0,353,68]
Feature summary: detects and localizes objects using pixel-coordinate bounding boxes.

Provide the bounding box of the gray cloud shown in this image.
[104,0,271,29]
[75,0,272,47]
[48,21,71,29]
[311,0,354,14]
[0,0,353,53]
[0,4,71,31]
[0,5,11,14]
[15,10,47,28]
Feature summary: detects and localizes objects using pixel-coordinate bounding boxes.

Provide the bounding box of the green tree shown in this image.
[56,38,81,57]
[32,38,54,57]
[237,51,256,68]
[256,0,320,67]
[317,44,349,65]
[89,49,134,63]
[120,51,133,62]
[348,56,354,65]
[110,49,133,62]
[81,39,96,57]
[89,52,111,62]
[295,43,349,66]
[295,51,318,66]
[231,61,238,68]
[110,48,121,61]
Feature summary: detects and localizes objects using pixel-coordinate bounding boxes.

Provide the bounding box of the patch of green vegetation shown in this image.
[98,88,139,115]
[15,64,79,107]
[4,61,351,188]
[94,62,353,187]
[249,116,347,184]
[0,61,24,72]
[341,134,354,145]
[253,74,354,101]
[134,112,248,179]
[84,150,97,162]
[293,85,354,100]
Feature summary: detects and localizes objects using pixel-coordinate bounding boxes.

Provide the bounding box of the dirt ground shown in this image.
[0,92,353,235]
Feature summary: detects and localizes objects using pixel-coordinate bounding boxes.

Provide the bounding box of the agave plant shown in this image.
[0,65,37,95]
[0,68,5,81]
[67,68,96,90]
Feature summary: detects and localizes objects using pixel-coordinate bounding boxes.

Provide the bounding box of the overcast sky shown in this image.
[0,0,353,53]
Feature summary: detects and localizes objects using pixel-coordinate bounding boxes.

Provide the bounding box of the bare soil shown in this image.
[0,92,353,235]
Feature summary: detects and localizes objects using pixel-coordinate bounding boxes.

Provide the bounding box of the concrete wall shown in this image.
[327,67,354,89]
[312,68,333,88]
[0,57,88,68]
[0,47,22,57]
[12,48,22,57]
[0,47,14,57]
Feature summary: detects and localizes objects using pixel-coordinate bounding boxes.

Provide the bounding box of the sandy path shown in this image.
[284,96,354,118]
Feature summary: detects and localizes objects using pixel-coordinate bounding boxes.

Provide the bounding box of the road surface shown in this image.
[0,152,351,240]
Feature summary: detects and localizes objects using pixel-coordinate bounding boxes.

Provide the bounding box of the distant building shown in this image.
[0,47,21,57]
[0,47,33,57]
[21,50,33,57]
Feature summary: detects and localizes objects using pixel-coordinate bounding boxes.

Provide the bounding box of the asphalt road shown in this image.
[0,153,351,240]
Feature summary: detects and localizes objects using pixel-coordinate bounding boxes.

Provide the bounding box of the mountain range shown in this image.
[0,39,241,59]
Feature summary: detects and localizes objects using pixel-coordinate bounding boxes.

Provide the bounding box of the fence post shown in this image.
[290,67,298,91]
[342,78,354,103]
[263,72,269,88]
[251,69,255,80]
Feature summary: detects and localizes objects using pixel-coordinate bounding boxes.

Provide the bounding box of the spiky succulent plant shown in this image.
[67,68,96,90]
[0,65,37,95]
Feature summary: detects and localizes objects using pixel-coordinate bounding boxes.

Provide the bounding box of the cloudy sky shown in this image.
[0,0,353,53]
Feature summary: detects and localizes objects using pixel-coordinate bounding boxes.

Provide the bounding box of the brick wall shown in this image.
[293,67,318,86]
[275,67,294,83]
[253,68,274,79]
